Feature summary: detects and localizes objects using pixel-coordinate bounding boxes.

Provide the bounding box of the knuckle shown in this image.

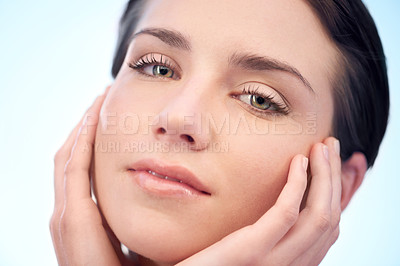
[313,211,331,233]
[280,205,299,225]
[309,209,332,233]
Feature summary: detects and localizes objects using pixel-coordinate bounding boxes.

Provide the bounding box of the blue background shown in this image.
[0,1,399,265]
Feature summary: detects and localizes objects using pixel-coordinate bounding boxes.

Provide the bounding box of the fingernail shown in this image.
[302,157,309,172]
[323,145,329,160]
[334,139,340,155]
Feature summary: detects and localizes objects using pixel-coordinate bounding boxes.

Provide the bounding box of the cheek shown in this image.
[95,82,158,144]
[217,131,313,224]
[216,137,286,221]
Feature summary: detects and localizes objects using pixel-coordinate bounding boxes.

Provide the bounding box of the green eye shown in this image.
[152,65,174,78]
[238,94,279,112]
[250,95,272,110]
[236,86,290,115]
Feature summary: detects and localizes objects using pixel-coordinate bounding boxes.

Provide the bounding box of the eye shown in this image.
[143,65,174,78]
[252,95,275,110]
[235,85,290,116]
[128,53,179,80]
[238,94,278,111]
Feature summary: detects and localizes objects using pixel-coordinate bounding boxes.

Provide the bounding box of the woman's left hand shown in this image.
[177,137,342,266]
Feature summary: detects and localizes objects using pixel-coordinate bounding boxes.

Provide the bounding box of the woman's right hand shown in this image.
[50,90,127,265]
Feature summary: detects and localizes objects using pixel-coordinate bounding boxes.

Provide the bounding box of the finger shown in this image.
[54,119,85,207]
[294,222,340,266]
[252,154,308,249]
[64,94,106,201]
[289,138,342,264]
[55,85,110,169]
[316,224,340,262]
[323,137,342,227]
[306,143,332,209]
[268,143,332,262]
[54,86,110,207]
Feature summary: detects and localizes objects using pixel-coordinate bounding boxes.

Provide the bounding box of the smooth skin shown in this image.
[50,91,343,265]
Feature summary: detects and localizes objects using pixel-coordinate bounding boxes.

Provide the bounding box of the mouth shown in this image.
[146,170,183,183]
[128,159,211,197]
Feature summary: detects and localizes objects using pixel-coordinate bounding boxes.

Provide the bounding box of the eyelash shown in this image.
[239,85,290,116]
[128,53,179,79]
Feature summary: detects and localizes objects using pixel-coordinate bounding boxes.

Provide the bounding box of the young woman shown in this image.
[50,0,389,265]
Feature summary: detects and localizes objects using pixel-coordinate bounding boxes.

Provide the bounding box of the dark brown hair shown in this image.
[306,0,389,167]
[111,0,389,168]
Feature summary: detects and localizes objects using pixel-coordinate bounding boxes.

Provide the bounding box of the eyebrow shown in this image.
[132,27,191,51]
[132,27,314,93]
[229,53,314,93]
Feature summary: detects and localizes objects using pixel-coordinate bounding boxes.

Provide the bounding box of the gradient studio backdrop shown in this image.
[0,1,399,265]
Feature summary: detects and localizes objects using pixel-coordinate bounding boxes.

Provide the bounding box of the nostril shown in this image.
[157,127,166,134]
[182,134,194,143]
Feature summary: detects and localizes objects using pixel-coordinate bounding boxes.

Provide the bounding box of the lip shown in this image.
[127,159,211,197]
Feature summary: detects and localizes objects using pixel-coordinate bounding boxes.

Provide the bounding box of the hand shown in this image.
[177,138,342,266]
[50,90,127,265]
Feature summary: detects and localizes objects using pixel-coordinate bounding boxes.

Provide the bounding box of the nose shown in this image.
[150,93,212,151]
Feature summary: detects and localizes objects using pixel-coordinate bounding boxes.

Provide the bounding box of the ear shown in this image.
[340,152,368,211]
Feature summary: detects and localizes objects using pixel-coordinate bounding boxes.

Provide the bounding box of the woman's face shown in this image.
[94,0,337,263]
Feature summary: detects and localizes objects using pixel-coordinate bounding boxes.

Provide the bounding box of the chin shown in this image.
[117,217,213,264]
